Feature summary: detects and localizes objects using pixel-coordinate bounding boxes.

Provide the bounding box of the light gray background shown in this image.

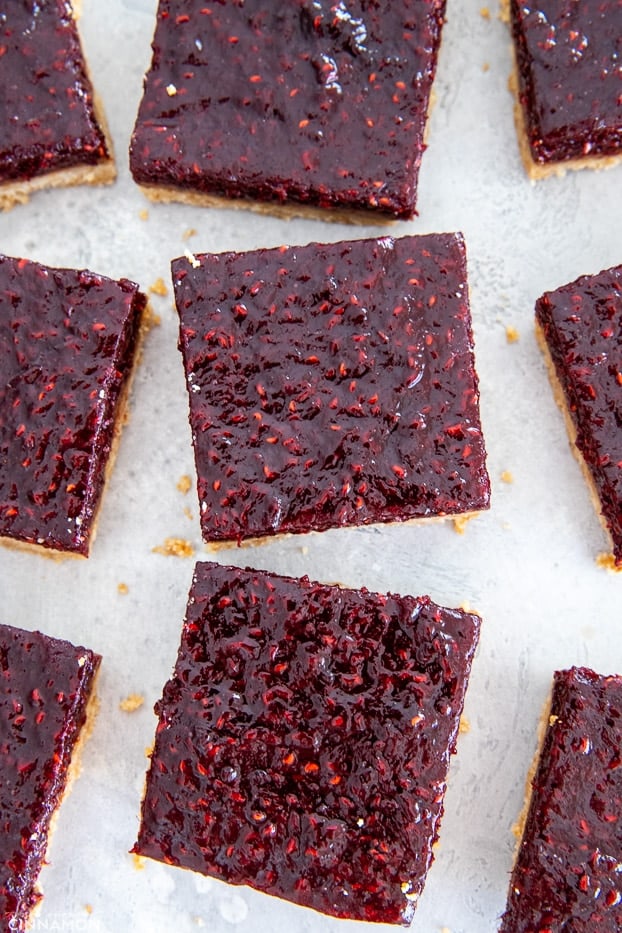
[2,1,621,930]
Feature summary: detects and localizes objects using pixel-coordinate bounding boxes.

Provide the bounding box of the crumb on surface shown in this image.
[482,62,490,72]
[596,552,620,572]
[152,537,195,558]
[149,277,168,297]
[119,693,145,713]
[549,714,559,726]
[84,905,93,915]
[501,470,514,484]
[138,208,149,221]
[501,521,512,530]
[183,228,198,240]
[184,248,201,269]
[177,474,192,494]
[166,83,177,96]
[132,853,146,871]
[480,6,490,18]
[459,715,471,735]
[453,514,473,535]
[117,582,129,595]
[183,506,194,521]
[506,325,520,343]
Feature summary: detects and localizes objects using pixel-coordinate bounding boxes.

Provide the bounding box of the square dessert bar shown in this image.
[0,254,148,557]
[535,264,622,566]
[508,0,622,178]
[134,561,481,924]
[130,0,447,220]
[0,0,115,210]
[174,232,490,545]
[501,667,622,932]
[0,623,101,932]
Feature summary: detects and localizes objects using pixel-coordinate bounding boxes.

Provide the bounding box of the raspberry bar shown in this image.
[0,0,115,210]
[535,264,622,566]
[508,0,622,178]
[0,254,148,557]
[174,233,490,545]
[501,667,622,932]
[0,623,101,932]
[130,0,446,221]
[134,561,480,924]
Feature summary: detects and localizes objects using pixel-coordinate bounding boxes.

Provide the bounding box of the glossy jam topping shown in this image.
[134,561,480,925]
[0,255,146,556]
[0,623,100,932]
[174,233,490,544]
[535,265,622,564]
[0,1,110,184]
[501,667,622,932]
[510,0,622,164]
[130,0,447,219]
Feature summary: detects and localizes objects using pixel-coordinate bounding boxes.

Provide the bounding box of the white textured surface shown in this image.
[1,1,621,931]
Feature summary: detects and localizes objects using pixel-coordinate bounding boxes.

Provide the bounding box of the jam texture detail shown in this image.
[174,233,490,544]
[535,264,622,564]
[510,0,622,164]
[130,0,447,219]
[0,254,146,555]
[501,667,622,932]
[0,0,110,184]
[0,623,100,932]
[134,561,480,925]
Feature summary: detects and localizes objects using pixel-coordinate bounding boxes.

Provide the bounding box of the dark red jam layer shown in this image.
[501,667,622,932]
[510,0,622,165]
[0,623,100,932]
[174,233,490,545]
[535,265,622,564]
[130,0,447,219]
[134,561,480,925]
[0,1,110,184]
[0,254,147,556]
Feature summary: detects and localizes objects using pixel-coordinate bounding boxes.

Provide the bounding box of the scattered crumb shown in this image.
[119,693,145,713]
[166,83,177,96]
[300,545,309,555]
[549,714,559,726]
[185,248,201,269]
[506,325,520,344]
[117,582,129,595]
[500,470,514,484]
[459,715,471,735]
[441,927,452,933]
[138,208,149,221]
[596,552,620,572]
[144,304,161,329]
[84,904,93,915]
[480,6,490,18]
[177,474,192,494]
[453,514,473,535]
[183,506,194,521]
[482,62,490,72]
[132,854,146,871]
[501,521,512,530]
[152,537,195,558]
[149,277,168,297]
[183,227,198,240]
